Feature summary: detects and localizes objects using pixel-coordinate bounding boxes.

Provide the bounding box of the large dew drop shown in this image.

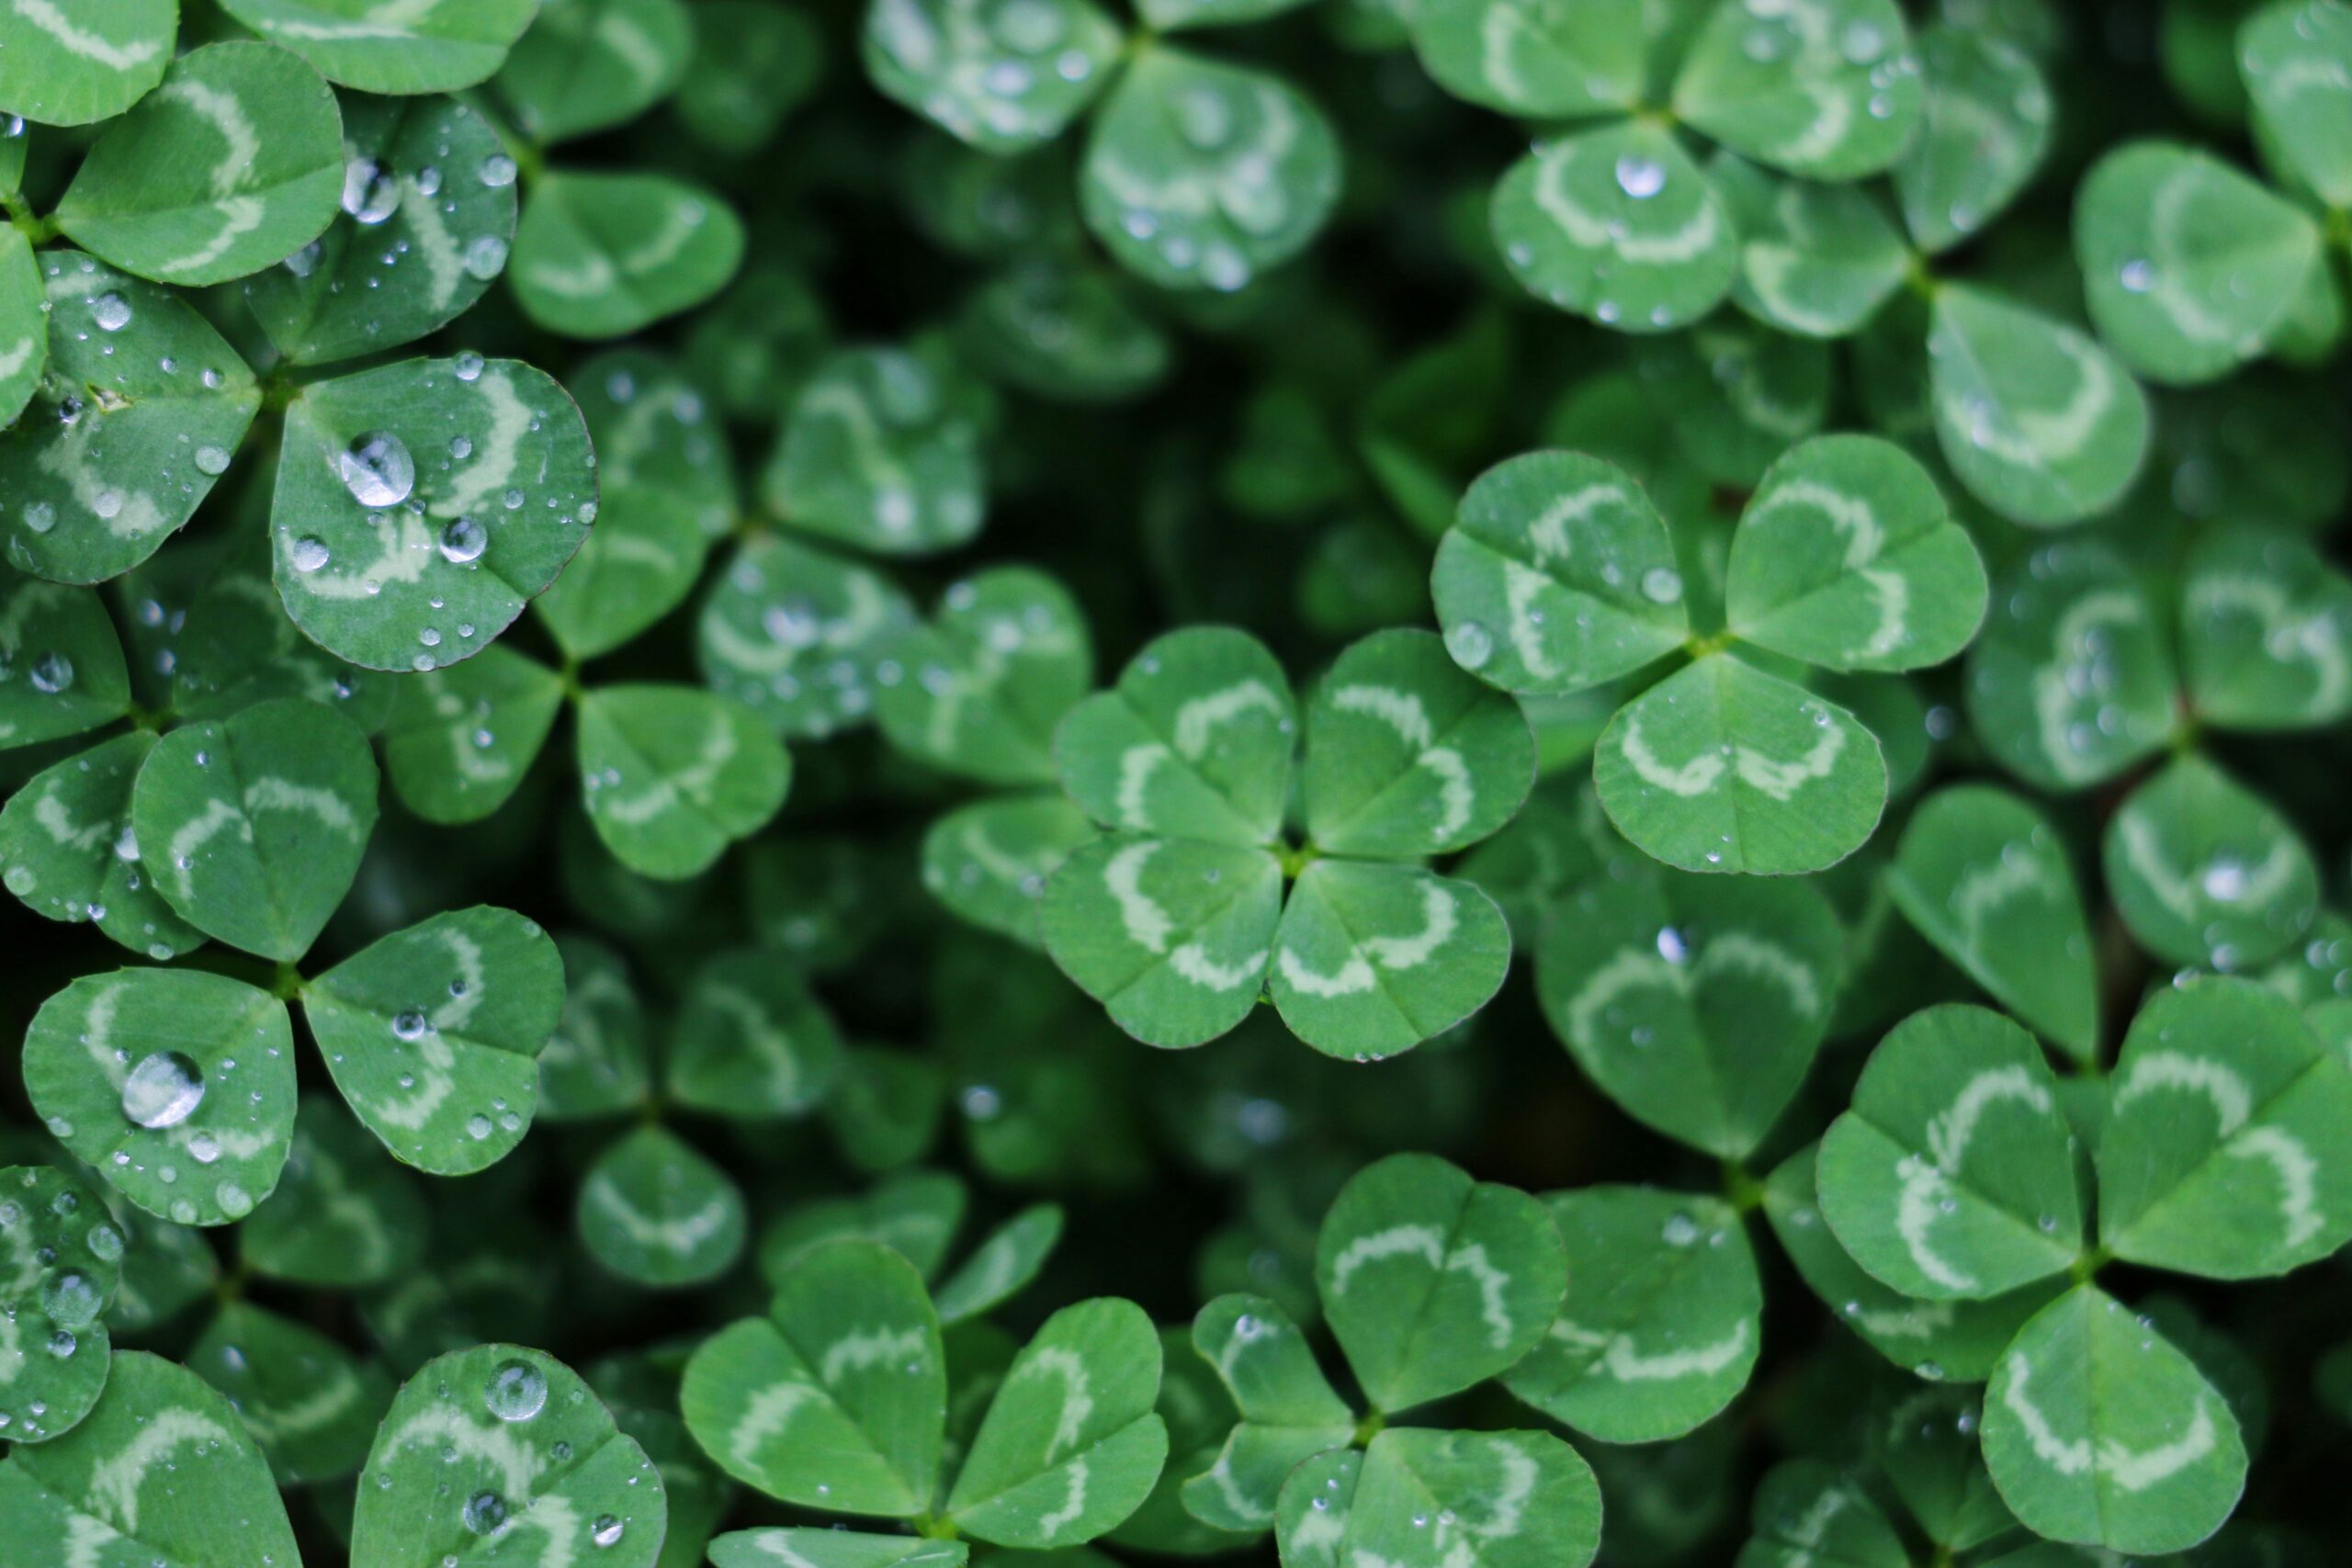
[119,1050,205,1130]
[338,432,416,510]
[484,1358,548,1422]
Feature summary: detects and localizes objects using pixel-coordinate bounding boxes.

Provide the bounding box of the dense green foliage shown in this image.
[6,1,2352,1565]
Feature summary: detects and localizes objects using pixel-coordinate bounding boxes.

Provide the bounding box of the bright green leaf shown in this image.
[1314,1152,1567,1416]
[1271,862,1511,1061]
[23,967,296,1227]
[1056,626,1295,845]
[1431,449,1690,696]
[1981,1284,2246,1556]
[1492,122,1736,333]
[1928,285,2151,526]
[217,0,539,95]
[577,684,791,879]
[0,254,259,585]
[2098,977,2352,1279]
[307,906,563,1177]
[352,1342,667,1567]
[1818,1004,2083,1300]
[131,695,378,961]
[56,42,345,288]
[242,93,518,365]
[1503,1187,1760,1444]
[682,1238,945,1517]
[271,356,596,671]
[1593,652,1887,875]
[1886,784,2099,1061]
[0,1352,299,1563]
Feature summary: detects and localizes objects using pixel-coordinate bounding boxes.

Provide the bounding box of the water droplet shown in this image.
[454,351,486,382]
[1641,567,1683,604]
[485,1359,548,1421]
[390,1010,429,1042]
[2119,258,2154,294]
[591,1516,625,1549]
[1661,1212,1701,1247]
[41,1270,100,1328]
[90,293,131,332]
[193,445,232,476]
[438,515,488,563]
[119,1051,205,1130]
[338,431,416,509]
[480,154,518,188]
[462,1491,509,1533]
[291,536,332,572]
[341,156,402,225]
[1443,620,1494,670]
[28,651,73,694]
[463,234,510,280]
[1614,153,1666,199]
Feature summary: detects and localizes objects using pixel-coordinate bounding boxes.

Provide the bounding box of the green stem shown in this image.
[2070,1245,2110,1286]
[271,960,306,1001]
[912,1515,960,1541]
[1351,1409,1387,1447]
[1721,1160,1765,1215]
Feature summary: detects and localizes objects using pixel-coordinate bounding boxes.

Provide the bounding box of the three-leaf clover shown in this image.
[1435,434,1985,874]
[1040,626,1533,1055]
[1813,984,2352,1554]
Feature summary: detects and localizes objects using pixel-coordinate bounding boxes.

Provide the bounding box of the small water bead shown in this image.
[438,516,488,564]
[2119,258,2155,294]
[465,1112,492,1140]
[120,1051,205,1130]
[480,153,519,188]
[454,352,486,382]
[1661,1213,1701,1247]
[290,536,333,573]
[90,293,132,332]
[462,1491,509,1534]
[41,1269,101,1328]
[28,651,73,694]
[1640,567,1684,604]
[48,1328,75,1358]
[193,445,232,476]
[1614,153,1666,200]
[342,157,403,225]
[1443,620,1494,670]
[591,1516,626,1549]
[463,235,510,280]
[338,432,416,509]
[485,1359,548,1422]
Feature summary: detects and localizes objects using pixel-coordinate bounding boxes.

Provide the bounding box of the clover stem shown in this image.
[1720,1160,1765,1215]
[913,1515,960,1541]
[2070,1245,2110,1286]
[1276,841,1321,881]
[1351,1409,1386,1446]
[270,961,306,1001]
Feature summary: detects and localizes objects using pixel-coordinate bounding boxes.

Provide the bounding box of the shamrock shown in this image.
[1038,626,1532,1055]
[1434,433,1986,875]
